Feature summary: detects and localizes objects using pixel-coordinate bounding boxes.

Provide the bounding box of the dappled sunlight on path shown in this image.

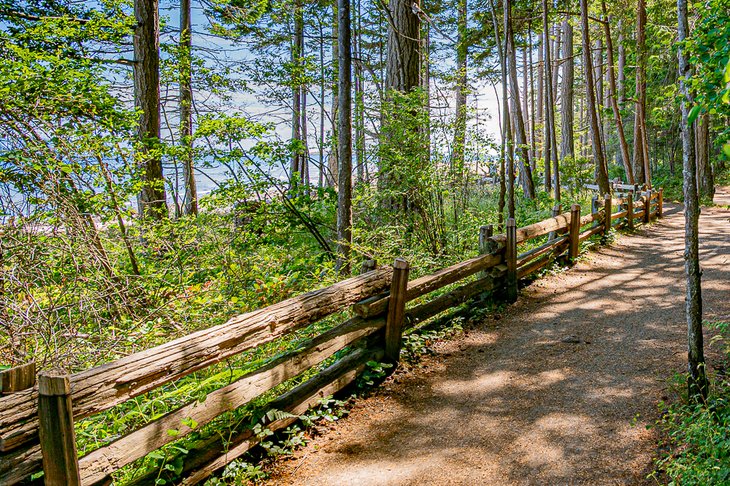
[268,189,730,486]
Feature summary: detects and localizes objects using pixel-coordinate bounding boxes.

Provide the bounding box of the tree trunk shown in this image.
[385,0,420,92]
[580,0,610,195]
[301,82,310,186]
[354,0,365,184]
[695,113,715,201]
[329,1,339,188]
[319,21,326,188]
[528,22,536,170]
[633,0,647,184]
[560,19,574,162]
[617,19,625,104]
[450,0,467,210]
[677,0,708,401]
[522,44,530,165]
[179,0,197,216]
[502,0,515,217]
[537,31,544,164]
[134,0,167,219]
[336,0,352,274]
[542,22,551,194]
[291,0,304,180]
[508,8,536,199]
[601,2,634,184]
[543,0,559,200]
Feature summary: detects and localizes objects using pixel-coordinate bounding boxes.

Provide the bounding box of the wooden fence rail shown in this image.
[0,190,663,485]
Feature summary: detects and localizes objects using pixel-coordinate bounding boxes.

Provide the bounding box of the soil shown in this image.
[267,189,730,486]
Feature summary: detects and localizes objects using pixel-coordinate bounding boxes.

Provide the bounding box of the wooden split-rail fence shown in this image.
[0,188,663,486]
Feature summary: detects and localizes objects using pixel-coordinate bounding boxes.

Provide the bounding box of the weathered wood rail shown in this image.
[0,190,663,485]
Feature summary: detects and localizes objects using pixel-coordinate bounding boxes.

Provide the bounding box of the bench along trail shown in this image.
[269,192,730,485]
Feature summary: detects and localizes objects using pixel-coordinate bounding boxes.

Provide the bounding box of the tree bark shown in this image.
[580,0,610,195]
[134,0,167,219]
[617,20,625,104]
[179,0,197,216]
[291,0,304,181]
[695,113,715,201]
[560,19,574,163]
[385,0,420,93]
[451,0,467,174]
[677,0,708,401]
[502,0,515,217]
[633,0,647,184]
[528,22,537,169]
[543,0,559,200]
[508,8,536,199]
[537,30,544,164]
[336,0,352,274]
[601,4,634,184]
[354,0,365,184]
[329,1,339,188]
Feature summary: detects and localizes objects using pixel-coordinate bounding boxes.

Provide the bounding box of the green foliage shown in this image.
[653,320,730,485]
[358,360,393,387]
[685,0,730,162]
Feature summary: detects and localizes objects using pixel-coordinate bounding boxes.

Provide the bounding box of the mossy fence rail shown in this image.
[0,188,663,486]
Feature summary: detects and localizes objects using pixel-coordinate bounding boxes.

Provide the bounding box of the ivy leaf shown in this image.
[724,58,730,84]
[723,144,730,158]
[687,105,702,125]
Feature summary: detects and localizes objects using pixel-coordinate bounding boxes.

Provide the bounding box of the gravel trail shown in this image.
[269,190,730,486]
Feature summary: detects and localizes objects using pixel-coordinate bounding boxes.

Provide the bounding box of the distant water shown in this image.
[0,157,325,220]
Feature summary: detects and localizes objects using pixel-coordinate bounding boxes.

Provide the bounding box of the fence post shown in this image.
[506,218,518,303]
[644,190,652,224]
[569,204,581,261]
[627,192,634,230]
[38,369,81,486]
[591,196,598,216]
[360,258,377,274]
[478,225,493,254]
[547,204,561,239]
[603,194,612,238]
[478,225,494,279]
[0,361,35,394]
[384,258,409,364]
[657,188,663,218]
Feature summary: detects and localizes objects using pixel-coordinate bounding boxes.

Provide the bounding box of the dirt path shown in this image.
[269,190,730,486]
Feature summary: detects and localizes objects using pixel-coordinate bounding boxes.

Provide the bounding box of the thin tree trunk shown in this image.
[319,20,326,188]
[580,0,610,195]
[695,113,714,201]
[179,0,197,216]
[677,0,707,401]
[336,0,352,274]
[291,0,304,180]
[489,0,508,221]
[543,0,558,200]
[451,0,467,202]
[542,20,551,193]
[354,0,365,184]
[502,0,515,217]
[508,8,536,199]
[528,21,536,170]
[537,30,544,164]
[560,18,574,162]
[134,0,167,219]
[522,45,530,162]
[329,0,339,188]
[551,24,560,108]
[633,0,647,184]
[617,19,625,104]
[601,3,634,183]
